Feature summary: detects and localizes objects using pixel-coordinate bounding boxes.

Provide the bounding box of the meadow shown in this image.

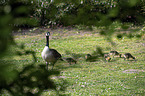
[10,27,145,95]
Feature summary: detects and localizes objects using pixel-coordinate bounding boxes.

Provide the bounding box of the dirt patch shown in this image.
[122,69,144,74]
[51,76,67,79]
[12,26,99,40]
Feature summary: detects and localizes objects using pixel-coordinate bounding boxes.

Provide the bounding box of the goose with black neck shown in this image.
[41,32,63,70]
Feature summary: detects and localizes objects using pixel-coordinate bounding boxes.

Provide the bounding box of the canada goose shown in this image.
[109,51,121,58]
[41,32,63,70]
[104,54,111,61]
[63,57,77,65]
[124,53,135,60]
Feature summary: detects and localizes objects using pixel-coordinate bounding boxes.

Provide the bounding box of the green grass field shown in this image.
[10,27,145,95]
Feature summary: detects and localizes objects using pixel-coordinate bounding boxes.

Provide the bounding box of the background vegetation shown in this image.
[0,0,145,95]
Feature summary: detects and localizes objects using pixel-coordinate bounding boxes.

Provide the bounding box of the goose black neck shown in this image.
[46,36,49,47]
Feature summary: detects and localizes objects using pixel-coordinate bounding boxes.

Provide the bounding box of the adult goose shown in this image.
[41,32,63,70]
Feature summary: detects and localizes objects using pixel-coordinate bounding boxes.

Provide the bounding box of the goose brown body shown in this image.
[42,47,62,63]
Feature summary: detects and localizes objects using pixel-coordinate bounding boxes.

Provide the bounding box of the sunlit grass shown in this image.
[11,28,145,95]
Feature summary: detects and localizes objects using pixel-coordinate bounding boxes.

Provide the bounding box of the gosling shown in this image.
[109,51,121,58]
[124,53,135,60]
[63,57,77,65]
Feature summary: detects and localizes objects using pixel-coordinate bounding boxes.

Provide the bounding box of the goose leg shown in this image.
[69,62,71,65]
[51,63,54,70]
[46,62,48,70]
[75,61,76,64]
[51,61,56,70]
[104,58,107,63]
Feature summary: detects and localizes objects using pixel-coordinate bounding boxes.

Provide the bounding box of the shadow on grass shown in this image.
[0,62,69,96]
[55,62,82,70]
[64,48,104,62]
[121,72,145,95]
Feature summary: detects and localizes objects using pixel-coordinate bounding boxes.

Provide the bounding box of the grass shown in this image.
[9,27,145,95]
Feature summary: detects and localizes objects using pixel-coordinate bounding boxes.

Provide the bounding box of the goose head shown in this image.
[46,32,50,36]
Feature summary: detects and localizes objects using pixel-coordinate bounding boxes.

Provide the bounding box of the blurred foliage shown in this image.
[0,63,61,95]
[0,0,67,95]
[29,0,144,27]
[27,0,144,42]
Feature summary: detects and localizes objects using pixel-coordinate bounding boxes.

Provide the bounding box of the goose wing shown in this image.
[49,49,62,59]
